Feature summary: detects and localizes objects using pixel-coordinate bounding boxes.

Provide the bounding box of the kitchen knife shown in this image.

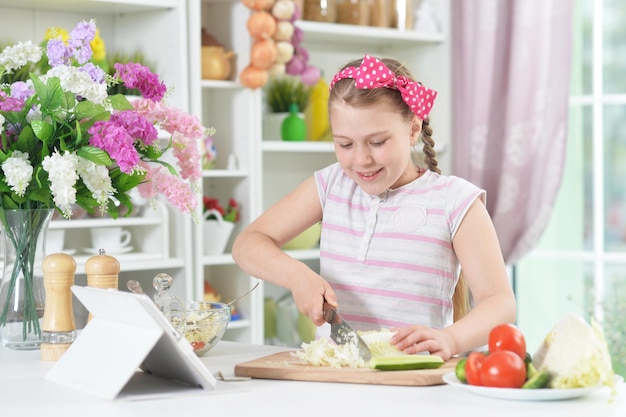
[323,302,372,361]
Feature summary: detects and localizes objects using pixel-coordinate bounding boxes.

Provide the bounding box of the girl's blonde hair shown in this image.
[453,271,471,322]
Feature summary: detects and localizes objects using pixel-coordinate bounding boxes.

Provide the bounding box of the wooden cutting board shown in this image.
[234,351,460,386]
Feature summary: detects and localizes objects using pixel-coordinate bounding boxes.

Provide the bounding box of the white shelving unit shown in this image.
[188,0,451,346]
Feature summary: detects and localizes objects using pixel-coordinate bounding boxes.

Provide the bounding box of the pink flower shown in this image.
[114,62,167,101]
[132,98,203,181]
[137,162,197,213]
[87,121,140,173]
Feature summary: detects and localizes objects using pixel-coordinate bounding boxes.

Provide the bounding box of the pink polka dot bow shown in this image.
[329,54,438,120]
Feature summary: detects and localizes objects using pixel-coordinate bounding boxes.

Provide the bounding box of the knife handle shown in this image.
[322,301,340,325]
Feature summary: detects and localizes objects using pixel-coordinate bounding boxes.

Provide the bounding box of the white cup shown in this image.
[90,227,132,251]
[46,229,65,254]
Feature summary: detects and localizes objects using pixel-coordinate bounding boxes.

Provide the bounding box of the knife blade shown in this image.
[323,302,372,361]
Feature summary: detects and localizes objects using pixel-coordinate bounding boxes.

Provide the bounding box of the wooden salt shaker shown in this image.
[85,249,120,322]
[41,253,77,361]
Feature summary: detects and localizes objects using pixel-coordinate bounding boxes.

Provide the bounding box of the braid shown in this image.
[420,118,440,174]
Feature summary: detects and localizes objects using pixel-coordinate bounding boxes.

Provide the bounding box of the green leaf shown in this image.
[31,120,54,141]
[149,159,178,176]
[15,125,36,153]
[109,94,135,111]
[75,100,106,120]
[110,168,144,193]
[76,146,113,166]
[28,188,51,205]
[1,195,19,209]
[142,145,164,160]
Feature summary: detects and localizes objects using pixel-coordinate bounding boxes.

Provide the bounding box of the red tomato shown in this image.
[488,323,527,360]
[465,351,487,386]
[480,350,527,388]
[191,341,206,352]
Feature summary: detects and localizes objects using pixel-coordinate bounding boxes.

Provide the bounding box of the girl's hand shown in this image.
[390,325,457,360]
[290,272,337,327]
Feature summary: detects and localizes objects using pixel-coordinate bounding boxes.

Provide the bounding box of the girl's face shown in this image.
[330,101,420,196]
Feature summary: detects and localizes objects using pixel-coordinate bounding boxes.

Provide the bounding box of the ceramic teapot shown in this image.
[202,46,235,80]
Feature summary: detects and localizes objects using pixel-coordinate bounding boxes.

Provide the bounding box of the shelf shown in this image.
[0,0,178,13]
[201,80,242,90]
[226,319,250,330]
[202,253,236,266]
[202,169,248,178]
[262,141,334,153]
[72,255,186,273]
[50,216,162,229]
[297,20,444,46]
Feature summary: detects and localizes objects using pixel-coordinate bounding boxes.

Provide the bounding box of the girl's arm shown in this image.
[232,176,336,325]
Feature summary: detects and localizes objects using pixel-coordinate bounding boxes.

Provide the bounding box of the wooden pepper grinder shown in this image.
[85,249,120,322]
[41,253,77,361]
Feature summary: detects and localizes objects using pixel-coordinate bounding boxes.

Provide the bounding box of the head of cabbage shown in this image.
[532,312,616,390]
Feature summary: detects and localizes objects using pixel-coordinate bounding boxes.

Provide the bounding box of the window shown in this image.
[515,0,625,377]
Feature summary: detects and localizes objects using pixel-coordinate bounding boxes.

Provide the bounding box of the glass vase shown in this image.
[0,208,53,350]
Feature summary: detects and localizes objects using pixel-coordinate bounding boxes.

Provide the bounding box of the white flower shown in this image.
[0,41,42,73]
[0,114,5,135]
[43,64,108,105]
[76,156,115,213]
[1,150,33,197]
[42,150,79,218]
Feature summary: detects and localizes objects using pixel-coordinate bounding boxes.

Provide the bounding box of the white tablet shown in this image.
[46,286,217,400]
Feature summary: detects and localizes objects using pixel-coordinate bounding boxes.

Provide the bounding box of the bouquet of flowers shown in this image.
[0,19,212,345]
[0,19,211,218]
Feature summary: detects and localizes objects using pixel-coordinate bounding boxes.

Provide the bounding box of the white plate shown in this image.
[442,372,622,401]
[83,246,133,255]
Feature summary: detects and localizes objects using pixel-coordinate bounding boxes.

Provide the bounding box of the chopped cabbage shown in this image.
[358,328,406,358]
[294,328,404,368]
[532,313,616,390]
[294,338,366,368]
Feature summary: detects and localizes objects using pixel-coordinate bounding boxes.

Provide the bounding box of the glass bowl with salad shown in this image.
[183,301,231,356]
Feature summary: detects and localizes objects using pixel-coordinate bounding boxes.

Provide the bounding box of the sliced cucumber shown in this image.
[369,355,444,371]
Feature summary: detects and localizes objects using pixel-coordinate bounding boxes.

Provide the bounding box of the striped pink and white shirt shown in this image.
[315,163,485,331]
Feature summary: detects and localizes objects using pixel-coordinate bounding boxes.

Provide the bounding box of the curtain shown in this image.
[451,0,574,264]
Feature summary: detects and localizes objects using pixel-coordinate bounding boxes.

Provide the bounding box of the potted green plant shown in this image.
[263,75,311,140]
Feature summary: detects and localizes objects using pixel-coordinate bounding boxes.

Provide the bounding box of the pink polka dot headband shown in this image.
[329,54,438,120]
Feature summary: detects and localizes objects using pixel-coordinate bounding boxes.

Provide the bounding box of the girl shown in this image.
[232,54,515,360]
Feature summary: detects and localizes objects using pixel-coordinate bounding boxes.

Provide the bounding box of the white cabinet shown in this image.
[0,0,194,307]
[190,0,450,346]
[188,0,264,344]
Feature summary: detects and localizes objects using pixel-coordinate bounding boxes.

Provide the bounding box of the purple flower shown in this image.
[79,62,106,84]
[46,38,70,66]
[110,111,158,146]
[68,20,95,64]
[0,91,24,112]
[114,62,167,102]
[88,121,140,174]
[10,82,35,100]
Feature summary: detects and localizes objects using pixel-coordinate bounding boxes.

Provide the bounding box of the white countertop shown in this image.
[1,341,624,417]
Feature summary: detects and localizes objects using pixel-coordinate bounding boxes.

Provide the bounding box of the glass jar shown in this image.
[303,0,337,23]
[368,0,392,28]
[337,0,369,26]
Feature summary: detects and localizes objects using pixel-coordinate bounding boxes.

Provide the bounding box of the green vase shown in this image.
[0,208,53,350]
[281,103,307,141]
